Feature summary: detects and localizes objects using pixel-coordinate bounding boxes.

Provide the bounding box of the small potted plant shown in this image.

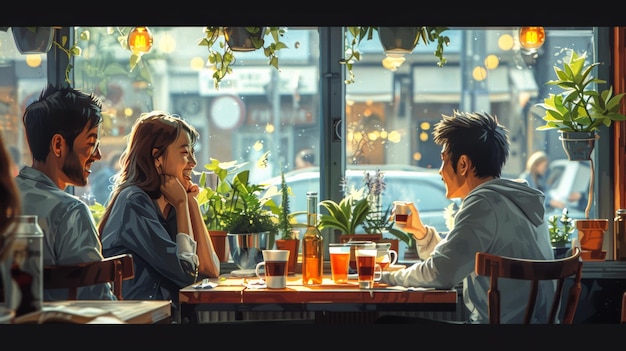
[198,155,278,266]
[548,208,575,258]
[269,170,306,274]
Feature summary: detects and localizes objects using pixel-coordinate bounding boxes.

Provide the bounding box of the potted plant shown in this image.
[319,196,371,236]
[198,26,288,89]
[535,49,622,258]
[536,49,626,161]
[200,152,279,272]
[269,170,306,274]
[198,158,248,262]
[548,208,575,258]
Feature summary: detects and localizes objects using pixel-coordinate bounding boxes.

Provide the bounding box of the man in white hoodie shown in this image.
[380,110,555,324]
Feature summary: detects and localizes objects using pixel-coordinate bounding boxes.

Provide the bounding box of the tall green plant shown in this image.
[536,49,626,132]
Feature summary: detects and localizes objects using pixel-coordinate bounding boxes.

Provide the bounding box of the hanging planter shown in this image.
[12,27,54,54]
[558,131,599,161]
[224,27,265,52]
[377,27,419,56]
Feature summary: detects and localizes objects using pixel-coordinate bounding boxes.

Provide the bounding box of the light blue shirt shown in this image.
[15,166,116,301]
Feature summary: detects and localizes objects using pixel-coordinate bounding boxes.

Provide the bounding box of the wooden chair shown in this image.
[43,254,134,300]
[474,247,583,324]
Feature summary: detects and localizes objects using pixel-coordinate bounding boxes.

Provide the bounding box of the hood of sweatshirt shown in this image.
[471,178,546,227]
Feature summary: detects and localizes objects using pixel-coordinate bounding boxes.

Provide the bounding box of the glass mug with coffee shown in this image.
[354,242,382,289]
[329,243,351,284]
[255,250,290,289]
[375,242,397,270]
[393,201,411,225]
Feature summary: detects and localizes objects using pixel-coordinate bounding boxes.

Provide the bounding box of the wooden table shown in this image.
[178,274,457,324]
[14,300,172,324]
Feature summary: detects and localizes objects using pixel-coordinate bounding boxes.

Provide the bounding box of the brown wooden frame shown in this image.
[474,247,583,324]
[43,254,134,300]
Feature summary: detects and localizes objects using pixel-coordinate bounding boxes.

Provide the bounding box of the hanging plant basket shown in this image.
[377,27,419,56]
[558,131,598,161]
[12,27,54,54]
[224,27,265,52]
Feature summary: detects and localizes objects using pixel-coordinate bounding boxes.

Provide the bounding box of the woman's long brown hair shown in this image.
[97,111,199,234]
[0,134,21,260]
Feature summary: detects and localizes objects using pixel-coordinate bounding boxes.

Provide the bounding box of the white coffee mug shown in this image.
[255,249,290,289]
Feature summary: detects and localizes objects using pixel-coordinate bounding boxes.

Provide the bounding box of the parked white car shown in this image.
[262,165,455,234]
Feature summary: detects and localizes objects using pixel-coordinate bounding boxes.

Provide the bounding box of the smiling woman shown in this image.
[97,110,220,315]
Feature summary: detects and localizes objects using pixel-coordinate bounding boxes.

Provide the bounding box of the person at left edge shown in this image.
[15,84,116,301]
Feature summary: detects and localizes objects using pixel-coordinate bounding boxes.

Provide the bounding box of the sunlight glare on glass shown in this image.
[472,66,487,81]
[498,34,514,51]
[25,54,42,68]
[484,55,499,70]
[387,130,401,143]
[158,32,176,53]
[253,140,264,151]
[190,57,204,71]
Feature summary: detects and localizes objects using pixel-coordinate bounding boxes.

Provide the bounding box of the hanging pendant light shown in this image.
[128,26,153,54]
[519,27,545,50]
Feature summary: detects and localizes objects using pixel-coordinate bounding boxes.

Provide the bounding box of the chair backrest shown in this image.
[43,254,134,300]
[474,247,583,324]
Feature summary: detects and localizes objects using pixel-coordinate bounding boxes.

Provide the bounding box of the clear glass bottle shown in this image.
[302,192,323,285]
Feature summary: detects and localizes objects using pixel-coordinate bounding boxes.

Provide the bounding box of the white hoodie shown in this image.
[381,178,556,324]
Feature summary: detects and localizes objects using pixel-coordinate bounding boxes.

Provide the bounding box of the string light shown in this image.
[519,27,545,50]
[128,26,153,54]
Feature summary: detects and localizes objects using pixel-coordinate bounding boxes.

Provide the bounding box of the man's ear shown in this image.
[458,155,469,176]
[51,134,64,158]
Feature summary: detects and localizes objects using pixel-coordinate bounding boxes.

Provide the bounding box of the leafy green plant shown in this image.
[198,154,278,234]
[198,158,247,231]
[548,208,575,246]
[536,49,626,132]
[319,196,371,235]
[267,170,306,239]
[198,26,288,89]
[341,26,450,84]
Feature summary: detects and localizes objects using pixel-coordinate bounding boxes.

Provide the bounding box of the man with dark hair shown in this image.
[15,84,115,301]
[379,110,555,324]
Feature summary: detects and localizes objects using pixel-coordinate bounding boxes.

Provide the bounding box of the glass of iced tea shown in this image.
[329,243,351,284]
[354,242,381,289]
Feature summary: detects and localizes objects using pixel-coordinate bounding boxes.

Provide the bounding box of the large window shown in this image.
[0,26,614,256]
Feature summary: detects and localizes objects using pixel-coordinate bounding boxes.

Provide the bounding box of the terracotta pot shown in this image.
[275,238,300,274]
[576,219,608,252]
[209,230,229,263]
